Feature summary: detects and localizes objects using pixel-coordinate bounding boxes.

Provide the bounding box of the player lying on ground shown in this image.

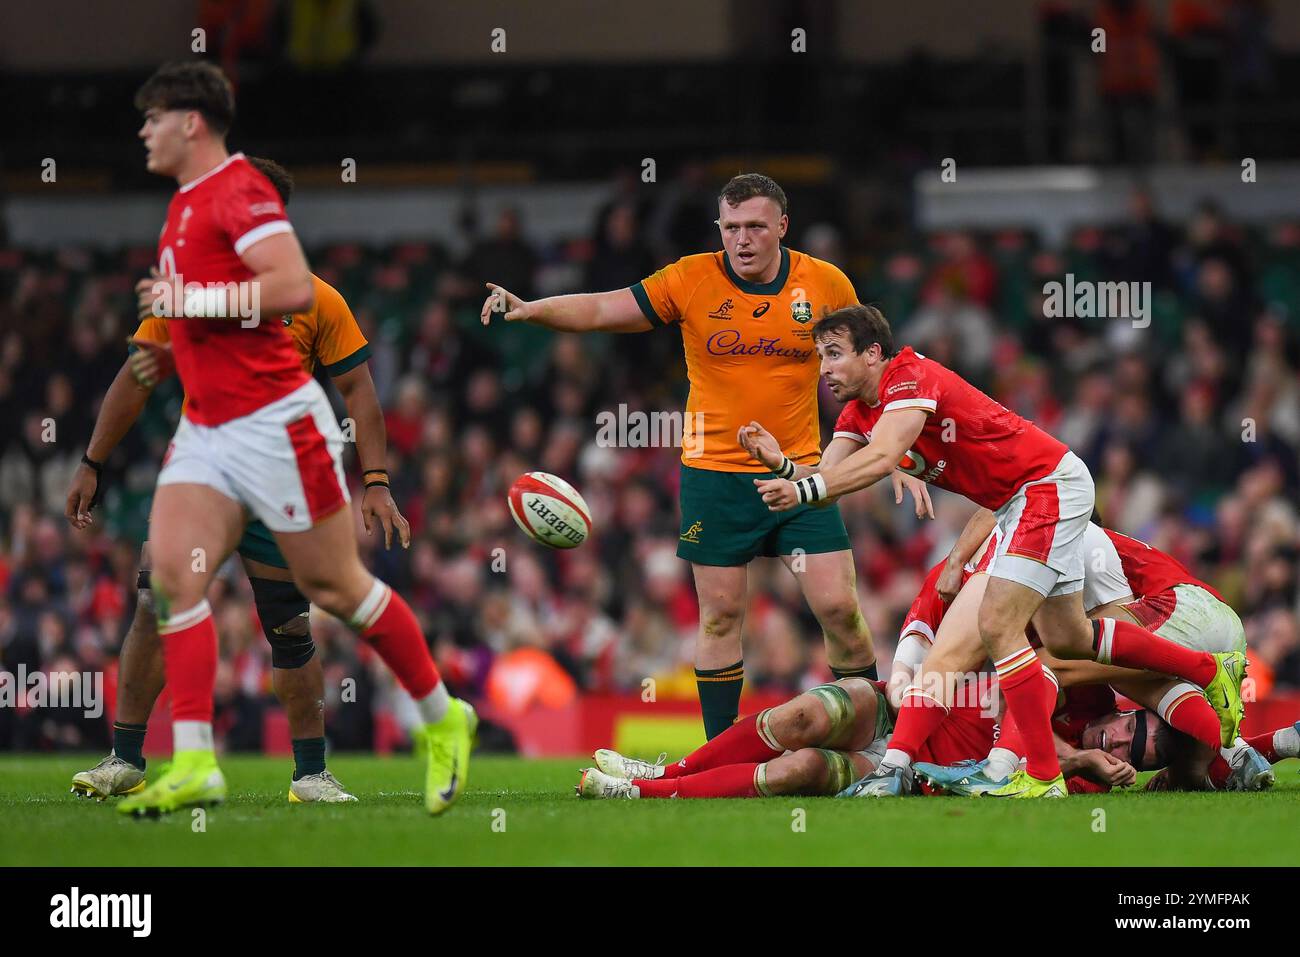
[576,546,1297,800]
[850,519,1272,796]
[481,173,935,741]
[577,676,993,799]
[101,61,472,817]
[917,681,1299,795]
[577,548,1114,801]
[573,672,1271,800]
[66,157,408,805]
[753,305,1245,797]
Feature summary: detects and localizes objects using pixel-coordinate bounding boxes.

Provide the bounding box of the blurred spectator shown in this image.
[1094,0,1161,164]
[460,207,538,302]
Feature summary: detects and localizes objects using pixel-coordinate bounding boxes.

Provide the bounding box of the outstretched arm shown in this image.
[480,284,652,334]
[755,408,928,511]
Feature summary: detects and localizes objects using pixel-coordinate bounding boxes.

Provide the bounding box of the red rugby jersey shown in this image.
[834,347,1069,510]
[155,152,309,425]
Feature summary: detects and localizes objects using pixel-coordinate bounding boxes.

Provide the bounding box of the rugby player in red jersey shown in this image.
[753,305,1246,797]
[116,61,473,816]
[913,519,1277,793]
[575,550,1135,800]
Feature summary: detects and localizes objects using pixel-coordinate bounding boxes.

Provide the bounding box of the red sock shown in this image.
[665,712,781,778]
[1244,731,1279,762]
[351,581,439,698]
[636,763,760,798]
[889,687,951,760]
[159,599,218,723]
[996,708,1024,757]
[1208,755,1230,789]
[1094,619,1215,686]
[1158,685,1221,750]
[994,647,1060,780]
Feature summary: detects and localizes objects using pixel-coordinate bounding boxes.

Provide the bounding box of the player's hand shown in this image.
[361,484,411,550]
[1076,749,1137,788]
[65,461,100,529]
[936,557,965,603]
[135,267,165,323]
[737,420,784,471]
[481,283,531,325]
[892,471,935,520]
[126,337,174,388]
[754,477,799,512]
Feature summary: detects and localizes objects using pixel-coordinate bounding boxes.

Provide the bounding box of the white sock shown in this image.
[881,748,912,771]
[174,721,214,752]
[985,747,1019,781]
[1274,725,1300,759]
[415,681,450,724]
[1221,737,1248,767]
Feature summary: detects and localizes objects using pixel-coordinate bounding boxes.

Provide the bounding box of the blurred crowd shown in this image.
[3,171,1300,752]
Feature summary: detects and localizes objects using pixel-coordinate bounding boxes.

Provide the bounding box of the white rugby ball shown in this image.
[507,471,592,549]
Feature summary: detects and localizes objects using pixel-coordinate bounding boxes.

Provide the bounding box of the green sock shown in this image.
[292,737,327,781]
[696,660,744,740]
[830,662,878,681]
[112,722,147,770]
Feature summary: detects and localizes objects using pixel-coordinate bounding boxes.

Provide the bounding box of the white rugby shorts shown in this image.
[157,379,350,533]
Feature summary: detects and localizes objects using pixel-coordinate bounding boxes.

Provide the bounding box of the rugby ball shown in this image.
[507,472,592,549]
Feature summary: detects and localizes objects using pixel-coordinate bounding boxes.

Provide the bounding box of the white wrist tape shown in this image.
[776,456,796,479]
[795,473,828,505]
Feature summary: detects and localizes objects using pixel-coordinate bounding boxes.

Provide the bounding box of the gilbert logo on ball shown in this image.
[507,472,592,549]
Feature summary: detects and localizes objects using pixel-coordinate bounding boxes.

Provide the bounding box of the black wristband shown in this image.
[81,454,103,474]
[364,479,390,490]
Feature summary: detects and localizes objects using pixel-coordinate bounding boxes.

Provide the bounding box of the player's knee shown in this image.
[292,576,346,618]
[773,696,830,746]
[818,597,867,641]
[799,683,857,747]
[250,577,315,669]
[699,603,743,641]
[841,678,880,722]
[147,565,200,612]
[977,600,1020,648]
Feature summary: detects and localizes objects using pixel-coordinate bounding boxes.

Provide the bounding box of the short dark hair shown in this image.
[246,156,294,206]
[719,173,788,216]
[134,61,235,136]
[812,304,895,357]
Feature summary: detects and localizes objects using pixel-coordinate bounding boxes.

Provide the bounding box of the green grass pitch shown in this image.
[2,753,1298,866]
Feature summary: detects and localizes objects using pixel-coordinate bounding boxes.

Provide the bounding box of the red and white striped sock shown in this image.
[1156,682,1221,751]
[350,579,448,723]
[994,646,1060,781]
[158,599,217,751]
[1093,619,1216,686]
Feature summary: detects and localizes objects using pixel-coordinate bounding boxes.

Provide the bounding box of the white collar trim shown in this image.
[180,152,244,193]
